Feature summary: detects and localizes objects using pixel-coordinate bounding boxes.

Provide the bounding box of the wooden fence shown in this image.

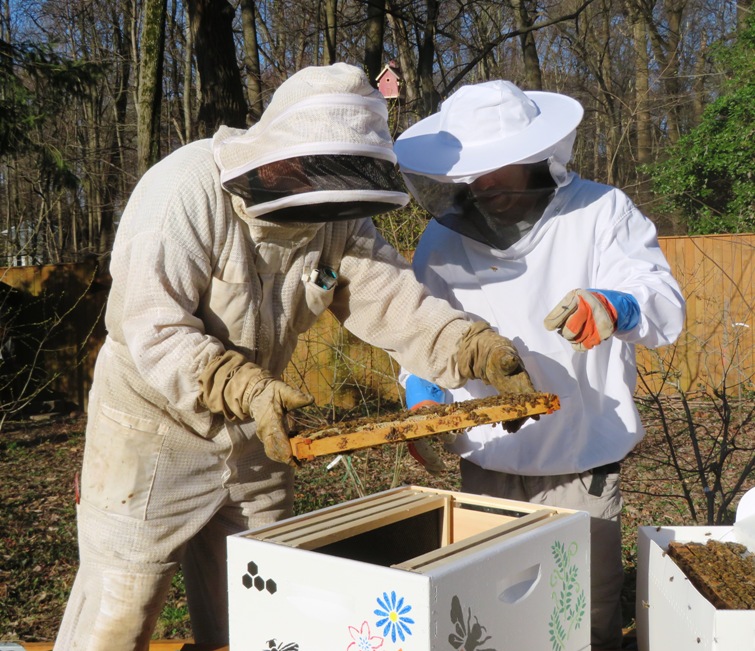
[0,260,108,412]
[638,233,755,394]
[0,233,751,413]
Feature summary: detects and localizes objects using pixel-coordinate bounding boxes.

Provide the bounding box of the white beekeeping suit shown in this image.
[394,80,686,650]
[54,64,537,650]
[396,81,685,475]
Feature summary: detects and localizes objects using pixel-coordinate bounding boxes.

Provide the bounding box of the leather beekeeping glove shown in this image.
[407,437,453,475]
[455,321,537,433]
[544,289,640,352]
[198,350,314,465]
[404,375,453,474]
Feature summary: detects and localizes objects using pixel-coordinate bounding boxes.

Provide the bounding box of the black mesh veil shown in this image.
[223,154,408,222]
[402,162,556,249]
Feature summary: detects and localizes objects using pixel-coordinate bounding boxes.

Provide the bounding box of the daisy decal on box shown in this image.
[374,590,414,643]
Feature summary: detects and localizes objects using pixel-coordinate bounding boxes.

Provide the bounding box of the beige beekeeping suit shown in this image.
[54,64,479,650]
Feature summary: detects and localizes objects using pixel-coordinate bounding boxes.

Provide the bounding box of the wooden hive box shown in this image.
[227,486,590,651]
[636,525,755,651]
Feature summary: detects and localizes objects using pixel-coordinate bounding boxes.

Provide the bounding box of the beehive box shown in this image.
[636,525,755,651]
[227,486,591,651]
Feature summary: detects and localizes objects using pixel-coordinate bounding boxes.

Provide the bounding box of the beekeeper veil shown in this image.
[394,81,584,248]
[213,63,409,223]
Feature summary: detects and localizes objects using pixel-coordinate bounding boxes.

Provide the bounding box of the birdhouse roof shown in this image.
[376,63,402,82]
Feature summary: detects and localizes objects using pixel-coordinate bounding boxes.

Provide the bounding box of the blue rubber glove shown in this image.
[405,375,445,410]
[404,375,449,474]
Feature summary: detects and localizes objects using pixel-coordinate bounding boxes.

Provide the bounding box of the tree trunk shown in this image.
[188,0,248,137]
[136,0,167,176]
[364,0,385,87]
[659,1,684,145]
[643,0,686,146]
[386,0,418,128]
[323,0,337,65]
[692,33,707,126]
[240,0,264,122]
[0,0,10,42]
[102,4,132,253]
[183,2,194,141]
[418,0,440,116]
[511,0,543,90]
[574,3,620,186]
[630,8,651,168]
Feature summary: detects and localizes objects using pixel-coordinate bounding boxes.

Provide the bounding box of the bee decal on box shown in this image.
[265,639,299,651]
[448,595,496,651]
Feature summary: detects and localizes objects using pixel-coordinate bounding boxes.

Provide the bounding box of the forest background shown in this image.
[2,0,754,269]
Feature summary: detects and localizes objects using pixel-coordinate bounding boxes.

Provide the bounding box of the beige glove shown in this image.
[198,350,314,465]
[409,435,459,475]
[456,322,536,393]
[456,321,537,433]
[408,437,445,475]
[406,399,458,474]
[543,289,617,351]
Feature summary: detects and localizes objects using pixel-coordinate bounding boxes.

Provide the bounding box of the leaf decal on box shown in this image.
[549,541,586,651]
[374,590,415,643]
[448,595,496,651]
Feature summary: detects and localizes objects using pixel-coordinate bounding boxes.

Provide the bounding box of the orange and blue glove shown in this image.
[544,289,640,351]
[405,375,445,410]
[404,376,450,475]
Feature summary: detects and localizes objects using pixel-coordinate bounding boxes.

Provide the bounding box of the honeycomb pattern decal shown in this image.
[241,560,277,595]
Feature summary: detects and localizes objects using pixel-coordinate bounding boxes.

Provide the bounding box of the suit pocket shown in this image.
[303,273,335,314]
[201,275,254,345]
[80,404,164,520]
[291,268,337,333]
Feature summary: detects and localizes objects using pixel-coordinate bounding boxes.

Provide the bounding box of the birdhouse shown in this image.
[376,61,403,100]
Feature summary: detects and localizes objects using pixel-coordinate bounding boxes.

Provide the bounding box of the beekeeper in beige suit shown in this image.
[54,63,536,650]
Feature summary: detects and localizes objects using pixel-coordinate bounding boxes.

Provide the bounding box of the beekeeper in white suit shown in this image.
[54,64,538,650]
[395,81,685,650]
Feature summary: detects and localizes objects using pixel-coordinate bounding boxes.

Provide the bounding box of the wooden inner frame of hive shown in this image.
[243,485,571,569]
[289,392,560,462]
[666,539,755,610]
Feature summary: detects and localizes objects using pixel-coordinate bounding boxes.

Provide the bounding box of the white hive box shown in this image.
[228,485,591,651]
[636,525,755,651]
